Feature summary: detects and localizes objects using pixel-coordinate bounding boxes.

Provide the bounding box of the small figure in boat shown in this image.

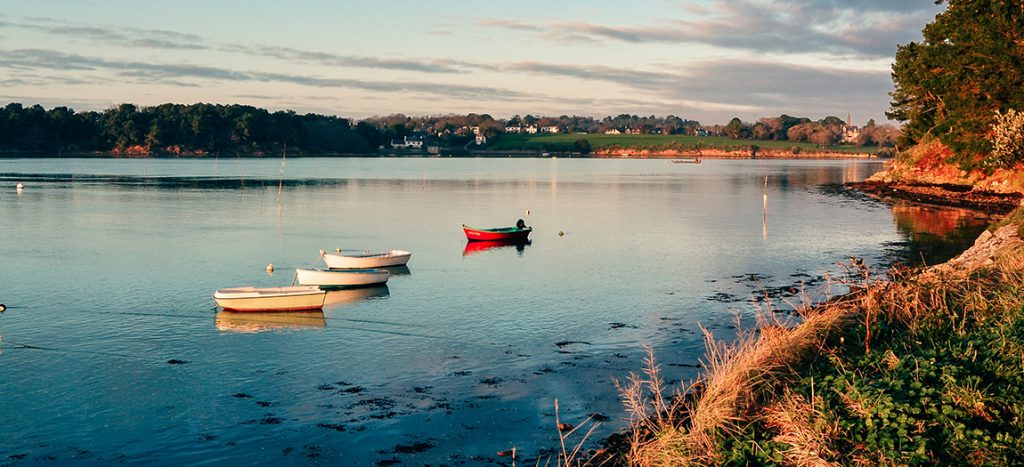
[516,218,527,230]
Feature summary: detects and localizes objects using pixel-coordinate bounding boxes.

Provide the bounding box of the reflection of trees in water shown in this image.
[889,204,993,266]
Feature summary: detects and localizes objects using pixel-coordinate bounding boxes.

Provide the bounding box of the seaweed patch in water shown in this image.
[317,423,346,432]
[392,439,435,454]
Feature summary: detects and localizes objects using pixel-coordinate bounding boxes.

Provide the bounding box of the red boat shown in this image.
[462,224,532,242]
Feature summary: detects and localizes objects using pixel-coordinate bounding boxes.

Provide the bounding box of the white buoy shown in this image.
[0,304,6,313]
[526,209,530,216]
[335,247,341,253]
[16,183,24,190]
[266,263,274,273]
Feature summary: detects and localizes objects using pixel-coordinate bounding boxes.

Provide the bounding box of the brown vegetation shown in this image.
[621,220,1024,465]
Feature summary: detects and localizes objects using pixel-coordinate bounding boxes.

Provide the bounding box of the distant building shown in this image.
[541,125,560,134]
[470,126,481,136]
[841,126,861,144]
[525,126,539,134]
[475,134,487,145]
[505,125,522,133]
[604,128,621,135]
[841,112,861,143]
[390,136,424,149]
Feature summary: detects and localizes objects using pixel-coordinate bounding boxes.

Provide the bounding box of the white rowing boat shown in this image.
[213,286,326,312]
[295,268,390,289]
[321,249,412,269]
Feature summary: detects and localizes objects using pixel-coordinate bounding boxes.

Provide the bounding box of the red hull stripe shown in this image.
[463,227,532,242]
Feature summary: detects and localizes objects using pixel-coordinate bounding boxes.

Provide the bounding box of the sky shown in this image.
[0,0,945,125]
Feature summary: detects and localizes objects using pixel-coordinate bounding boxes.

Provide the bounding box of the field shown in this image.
[488,133,875,153]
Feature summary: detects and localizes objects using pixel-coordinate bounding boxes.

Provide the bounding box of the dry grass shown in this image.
[762,390,840,466]
[621,218,1024,465]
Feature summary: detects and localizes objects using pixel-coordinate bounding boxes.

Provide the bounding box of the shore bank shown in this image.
[847,181,1022,214]
[600,173,1024,464]
[591,147,878,159]
[1,148,879,160]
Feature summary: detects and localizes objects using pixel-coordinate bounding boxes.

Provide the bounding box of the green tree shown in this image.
[888,0,1024,163]
[724,117,748,139]
[573,138,592,154]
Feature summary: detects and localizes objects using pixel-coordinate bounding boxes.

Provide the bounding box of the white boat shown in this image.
[321,249,412,269]
[295,268,390,289]
[213,286,326,312]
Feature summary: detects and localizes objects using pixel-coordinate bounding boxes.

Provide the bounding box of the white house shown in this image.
[470,126,481,136]
[475,134,487,145]
[604,128,622,135]
[841,125,861,144]
[505,125,522,133]
[390,136,424,149]
[525,126,539,134]
[541,125,560,134]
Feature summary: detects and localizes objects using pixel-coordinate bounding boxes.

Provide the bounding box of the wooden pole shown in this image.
[763,176,768,222]
[763,176,768,239]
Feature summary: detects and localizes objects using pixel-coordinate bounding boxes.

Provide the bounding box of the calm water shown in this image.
[0,158,990,465]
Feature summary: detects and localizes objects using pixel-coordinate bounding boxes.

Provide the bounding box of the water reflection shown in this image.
[379,265,412,276]
[323,285,390,307]
[462,240,532,256]
[215,310,326,333]
[890,203,995,265]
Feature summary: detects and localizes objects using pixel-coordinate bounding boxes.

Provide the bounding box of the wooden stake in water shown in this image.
[278,143,287,195]
[763,176,768,218]
[763,176,768,239]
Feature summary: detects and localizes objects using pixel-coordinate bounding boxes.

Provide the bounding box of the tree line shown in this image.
[0,102,373,155]
[0,101,897,156]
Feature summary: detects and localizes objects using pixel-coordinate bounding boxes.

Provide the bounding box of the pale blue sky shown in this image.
[0,0,943,124]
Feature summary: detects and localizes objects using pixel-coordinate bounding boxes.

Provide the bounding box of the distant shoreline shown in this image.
[0,149,881,160]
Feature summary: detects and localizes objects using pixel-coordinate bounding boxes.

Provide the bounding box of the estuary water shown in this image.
[0,158,990,465]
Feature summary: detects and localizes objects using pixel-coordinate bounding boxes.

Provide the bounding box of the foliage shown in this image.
[986,109,1024,168]
[888,0,1024,165]
[572,138,592,155]
[627,224,1024,465]
[0,102,373,155]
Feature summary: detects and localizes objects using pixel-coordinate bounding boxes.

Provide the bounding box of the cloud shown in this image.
[0,17,210,50]
[0,15,493,75]
[665,59,893,120]
[0,48,528,101]
[479,0,943,58]
[502,62,680,89]
[220,44,489,74]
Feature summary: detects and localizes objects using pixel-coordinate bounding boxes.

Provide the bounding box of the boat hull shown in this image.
[296,268,390,289]
[463,225,532,242]
[213,286,327,312]
[322,250,412,269]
